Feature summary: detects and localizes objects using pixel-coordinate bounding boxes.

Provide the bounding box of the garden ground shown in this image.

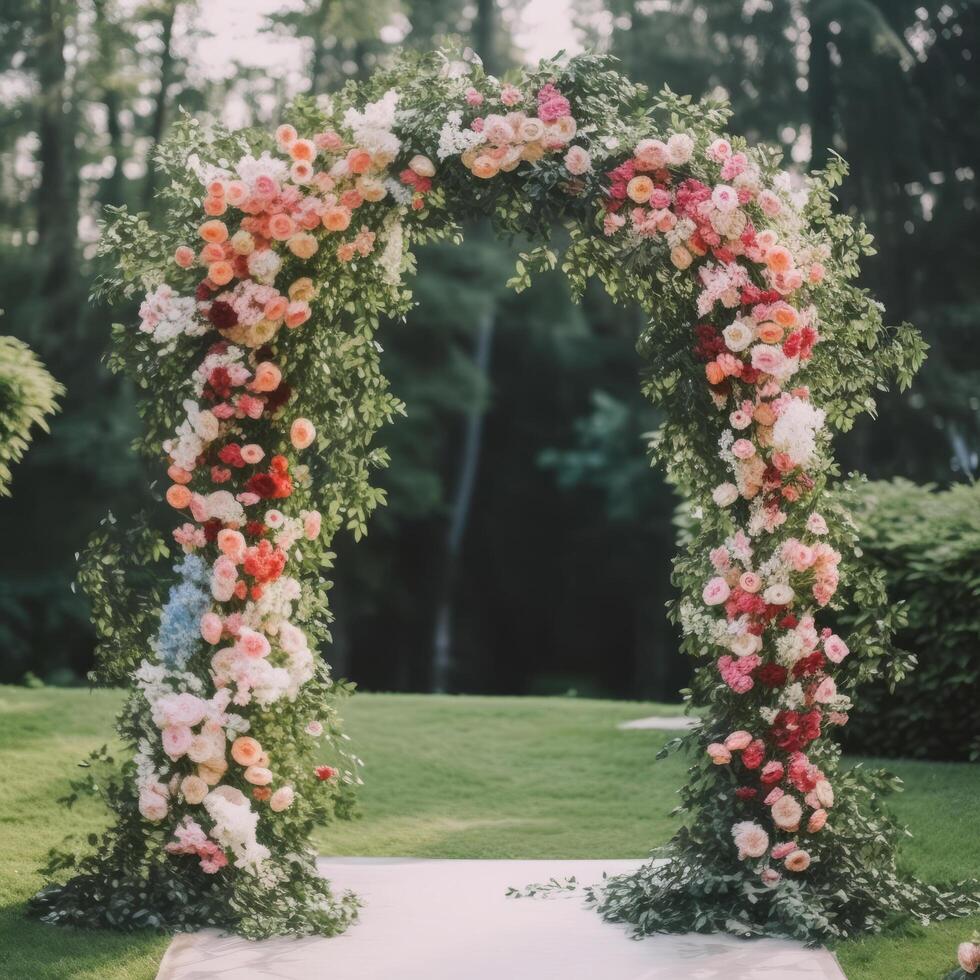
[0,686,976,980]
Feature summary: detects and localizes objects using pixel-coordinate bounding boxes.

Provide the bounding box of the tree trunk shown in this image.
[35,0,78,328]
[808,1,835,171]
[431,306,496,692]
[143,2,177,209]
[93,0,125,207]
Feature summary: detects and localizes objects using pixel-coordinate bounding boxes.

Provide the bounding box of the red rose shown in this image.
[315,766,338,781]
[792,651,825,678]
[742,738,766,769]
[245,473,277,498]
[218,443,246,468]
[735,787,757,800]
[756,663,788,688]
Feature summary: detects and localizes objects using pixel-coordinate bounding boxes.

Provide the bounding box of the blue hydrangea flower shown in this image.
[155,554,212,669]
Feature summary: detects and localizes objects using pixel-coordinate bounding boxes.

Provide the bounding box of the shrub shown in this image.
[0,335,63,496]
[840,478,980,761]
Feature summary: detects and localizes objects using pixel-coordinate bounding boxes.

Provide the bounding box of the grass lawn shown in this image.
[0,686,976,980]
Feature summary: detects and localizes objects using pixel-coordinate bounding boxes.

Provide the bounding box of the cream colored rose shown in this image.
[772,794,803,831]
[181,774,209,805]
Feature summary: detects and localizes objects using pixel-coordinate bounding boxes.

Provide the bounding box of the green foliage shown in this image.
[0,335,63,496]
[839,478,980,762]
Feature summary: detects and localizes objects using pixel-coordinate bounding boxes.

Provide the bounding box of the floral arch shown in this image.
[30,50,975,942]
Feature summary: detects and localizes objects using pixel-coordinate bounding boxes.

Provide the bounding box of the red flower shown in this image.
[208,300,237,330]
[315,765,339,781]
[735,787,757,800]
[756,663,788,688]
[771,710,821,752]
[742,738,766,769]
[792,651,826,678]
[245,473,277,498]
[243,539,287,584]
[218,443,246,468]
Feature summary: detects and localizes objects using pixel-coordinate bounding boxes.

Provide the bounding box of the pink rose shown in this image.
[807,808,828,832]
[564,146,592,176]
[731,438,756,460]
[771,841,796,860]
[200,612,223,645]
[237,628,270,659]
[707,743,732,765]
[772,794,803,831]
[724,730,753,752]
[162,725,193,760]
[784,849,811,872]
[739,572,762,594]
[270,786,295,812]
[760,867,781,887]
[290,418,316,450]
[823,634,849,663]
[702,576,731,606]
[732,820,769,859]
[305,720,324,737]
[303,510,322,540]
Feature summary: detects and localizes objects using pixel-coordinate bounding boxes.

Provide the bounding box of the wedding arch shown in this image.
[31,50,975,942]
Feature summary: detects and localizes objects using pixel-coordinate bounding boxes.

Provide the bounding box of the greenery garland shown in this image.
[31,48,978,942]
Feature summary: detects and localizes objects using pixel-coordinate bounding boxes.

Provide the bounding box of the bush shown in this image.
[0,335,63,496]
[840,478,980,761]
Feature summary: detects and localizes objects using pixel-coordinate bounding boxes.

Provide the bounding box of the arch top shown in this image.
[34,46,955,945]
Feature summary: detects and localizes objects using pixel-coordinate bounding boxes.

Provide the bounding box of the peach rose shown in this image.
[288,233,318,259]
[199,219,228,244]
[208,261,234,286]
[765,245,793,273]
[807,808,828,833]
[231,736,263,767]
[200,242,225,264]
[244,765,273,786]
[251,361,282,393]
[217,528,247,562]
[756,322,783,343]
[290,418,316,450]
[784,849,811,872]
[181,774,209,805]
[197,756,228,786]
[284,300,310,328]
[268,213,296,241]
[707,743,732,765]
[471,156,499,179]
[724,730,753,752]
[168,464,192,485]
[347,149,372,174]
[174,245,196,268]
[409,154,436,178]
[772,794,803,831]
[323,207,352,232]
[290,138,316,162]
[958,942,980,974]
[240,443,265,465]
[166,484,192,509]
[289,277,315,302]
[253,786,272,802]
[275,123,298,147]
[626,175,654,204]
[270,786,295,812]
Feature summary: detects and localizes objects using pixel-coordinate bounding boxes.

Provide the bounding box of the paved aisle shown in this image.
[157,857,846,980]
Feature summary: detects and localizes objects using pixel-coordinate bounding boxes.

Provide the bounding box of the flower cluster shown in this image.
[438,79,590,180]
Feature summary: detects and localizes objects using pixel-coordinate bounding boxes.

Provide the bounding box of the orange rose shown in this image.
[199,219,228,244]
[208,261,234,286]
[322,207,352,233]
[626,176,654,204]
[756,321,783,343]
[287,233,318,259]
[231,736,262,767]
[705,362,725,386]
[471,156,499,179]
[166,484,192,509]
[346,149,372,174]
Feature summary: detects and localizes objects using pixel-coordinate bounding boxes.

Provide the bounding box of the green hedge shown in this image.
[841,478,980,762]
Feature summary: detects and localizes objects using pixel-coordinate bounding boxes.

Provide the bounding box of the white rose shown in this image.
[731,633,762,658]
[666,132,694,165]
[763,584,795,605]
[712,483,739,507]
[722,320,753,352]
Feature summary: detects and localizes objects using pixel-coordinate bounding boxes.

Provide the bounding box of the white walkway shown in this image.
[617,715,699,730]
[157,857,846,980]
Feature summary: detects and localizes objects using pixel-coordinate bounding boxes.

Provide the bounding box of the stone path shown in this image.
[157,857,846,980]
